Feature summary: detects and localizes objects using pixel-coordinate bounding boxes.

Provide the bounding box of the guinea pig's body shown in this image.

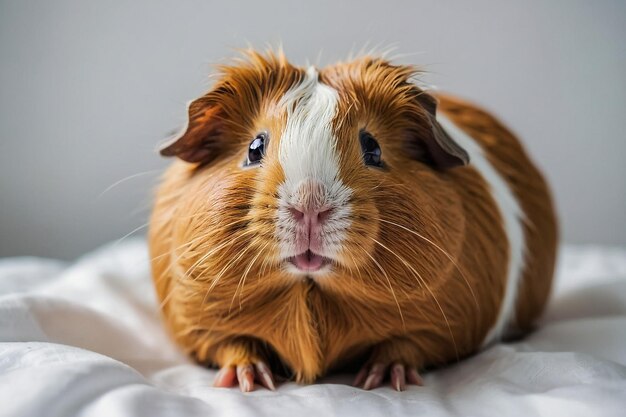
[149,51,557,391]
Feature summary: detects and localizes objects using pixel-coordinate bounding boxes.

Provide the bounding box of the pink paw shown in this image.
[213,361,276,392]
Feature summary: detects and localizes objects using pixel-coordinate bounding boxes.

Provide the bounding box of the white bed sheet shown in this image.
[1,240,625,417]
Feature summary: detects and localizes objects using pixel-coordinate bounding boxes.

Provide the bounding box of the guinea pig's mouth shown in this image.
[288,250,330,273]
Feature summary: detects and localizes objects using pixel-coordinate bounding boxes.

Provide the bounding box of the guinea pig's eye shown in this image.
[246,132,268,166]
[359,130,382,167]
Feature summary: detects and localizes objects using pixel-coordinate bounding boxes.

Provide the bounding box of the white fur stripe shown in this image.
[278,67,341,188]
[275,67,352,261]
[436,113,526,346]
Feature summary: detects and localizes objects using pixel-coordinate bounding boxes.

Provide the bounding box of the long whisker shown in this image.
[371,237,459,360]
[182,228,256,283]
[97,170,161,199]
[379,218,478,311]
[342,246,366,288]
[157,285,178,311]
[202,243,255,309]
[156,230,253,314]
[355,243,406,330]
[257,246,273,279]
[112,223,149,247]
[231,241,270,313]
[148,217,254,287]
[190,242,256,330]
[153,220,256,312]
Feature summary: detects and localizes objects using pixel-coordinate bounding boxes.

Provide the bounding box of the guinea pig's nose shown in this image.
[289,178,334,229]
[289,207,334,227]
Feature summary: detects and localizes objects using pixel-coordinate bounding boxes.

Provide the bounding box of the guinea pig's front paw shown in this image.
[353,340,424,391]
[353,362,423,391]
[213,360,276,392]
[211,339,276,392]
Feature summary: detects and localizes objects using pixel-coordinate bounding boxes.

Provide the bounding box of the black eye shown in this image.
[359,130,382,167]
[247,132,267,165]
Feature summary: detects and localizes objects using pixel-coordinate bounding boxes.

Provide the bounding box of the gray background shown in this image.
[1,0,625,260]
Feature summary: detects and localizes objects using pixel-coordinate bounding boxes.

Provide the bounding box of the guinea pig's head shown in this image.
[157,50,469,299]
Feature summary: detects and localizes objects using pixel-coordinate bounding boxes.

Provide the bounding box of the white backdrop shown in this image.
[1,0,625,259]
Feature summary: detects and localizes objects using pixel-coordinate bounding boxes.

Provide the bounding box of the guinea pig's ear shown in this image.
[159,97,225,163]
[414,92,469,169]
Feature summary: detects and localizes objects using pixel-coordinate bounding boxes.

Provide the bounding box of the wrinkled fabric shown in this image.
[1,240,625,417]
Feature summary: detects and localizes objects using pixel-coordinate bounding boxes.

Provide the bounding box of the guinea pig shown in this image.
[148,49,558,392]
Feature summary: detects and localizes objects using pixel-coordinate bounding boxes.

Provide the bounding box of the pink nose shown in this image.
[289,179,333,255]
[289,207,334,228]
[289,206,334,256]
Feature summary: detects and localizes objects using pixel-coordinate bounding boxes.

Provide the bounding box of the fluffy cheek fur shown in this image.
[318,116,466,303]
[169,169,258,284]
[150,160,286,358]
[325,164,466,306]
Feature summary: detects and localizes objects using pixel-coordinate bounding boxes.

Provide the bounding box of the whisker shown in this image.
[190,243,256,330]
[151,218,252,278]
[371,237,459,360]
[112,223,149,247]
[182,229,257,283]
[231,241,270,313]
[379,218,479,311]
[97,170,161,199]
[354,243,406,330]
[157,285,178,311]
[203,243,255,308]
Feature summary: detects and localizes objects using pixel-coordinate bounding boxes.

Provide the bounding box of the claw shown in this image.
[353,367,369,387]
[390,363,406,391]
[236,364,255,392]
[407,367,424,386]
[255,361,276,391]
[363,363,386,390]
[213,361,277,392]
[355,362,424,390]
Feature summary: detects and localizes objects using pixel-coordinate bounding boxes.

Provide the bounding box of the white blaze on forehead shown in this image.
[278,67,341,190]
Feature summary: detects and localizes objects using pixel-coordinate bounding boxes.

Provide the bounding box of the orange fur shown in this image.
[148,51,557,383]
